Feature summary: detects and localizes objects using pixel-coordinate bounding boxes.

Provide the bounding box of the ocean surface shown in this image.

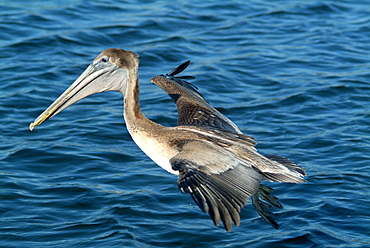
[1,0,369,247]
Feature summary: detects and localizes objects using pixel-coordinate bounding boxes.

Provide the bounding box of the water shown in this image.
[1,0,369,247]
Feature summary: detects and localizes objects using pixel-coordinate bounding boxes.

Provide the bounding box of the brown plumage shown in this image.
[30,48,306,231]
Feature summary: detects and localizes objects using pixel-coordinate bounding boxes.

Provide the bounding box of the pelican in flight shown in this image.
[30,48,305,231]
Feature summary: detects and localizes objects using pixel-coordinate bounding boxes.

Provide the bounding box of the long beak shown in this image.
[29,63,127,131]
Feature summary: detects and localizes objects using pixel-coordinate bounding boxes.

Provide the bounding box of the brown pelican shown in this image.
[30,48,306,231]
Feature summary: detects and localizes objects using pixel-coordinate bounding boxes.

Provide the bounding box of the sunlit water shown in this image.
[1,1,369,247]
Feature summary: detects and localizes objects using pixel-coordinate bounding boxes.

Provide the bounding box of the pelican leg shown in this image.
[251,185,282,229]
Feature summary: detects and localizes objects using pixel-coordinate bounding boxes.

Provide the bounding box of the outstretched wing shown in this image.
[151,61,305,230]
[170,139,262,232]
[151,61,242,133]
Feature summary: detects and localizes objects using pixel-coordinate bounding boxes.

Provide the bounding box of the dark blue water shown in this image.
[1,0,369,247]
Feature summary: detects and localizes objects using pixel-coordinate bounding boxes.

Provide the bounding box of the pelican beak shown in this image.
[29,61,127,131]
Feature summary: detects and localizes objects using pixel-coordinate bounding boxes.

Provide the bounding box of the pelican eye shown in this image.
[94,56,110,69]
[101,57,109,63]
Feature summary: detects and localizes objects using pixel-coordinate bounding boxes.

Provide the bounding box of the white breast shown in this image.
[130,131,179,175]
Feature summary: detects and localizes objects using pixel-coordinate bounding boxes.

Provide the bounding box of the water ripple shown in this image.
[1,0,370,247]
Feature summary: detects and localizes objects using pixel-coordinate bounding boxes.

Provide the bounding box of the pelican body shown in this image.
[30,48,305,231]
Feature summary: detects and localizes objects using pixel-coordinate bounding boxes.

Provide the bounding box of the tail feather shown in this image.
[264,154,306,177]
[261,154,306,183]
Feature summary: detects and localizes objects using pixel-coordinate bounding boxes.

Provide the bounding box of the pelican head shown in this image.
[29,48,137,130]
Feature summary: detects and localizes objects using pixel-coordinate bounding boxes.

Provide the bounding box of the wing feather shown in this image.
[171,145,262,231]
[151,62,242,133]
[151,62,306,230]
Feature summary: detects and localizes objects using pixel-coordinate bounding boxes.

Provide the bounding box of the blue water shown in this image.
[1,0,369,247]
